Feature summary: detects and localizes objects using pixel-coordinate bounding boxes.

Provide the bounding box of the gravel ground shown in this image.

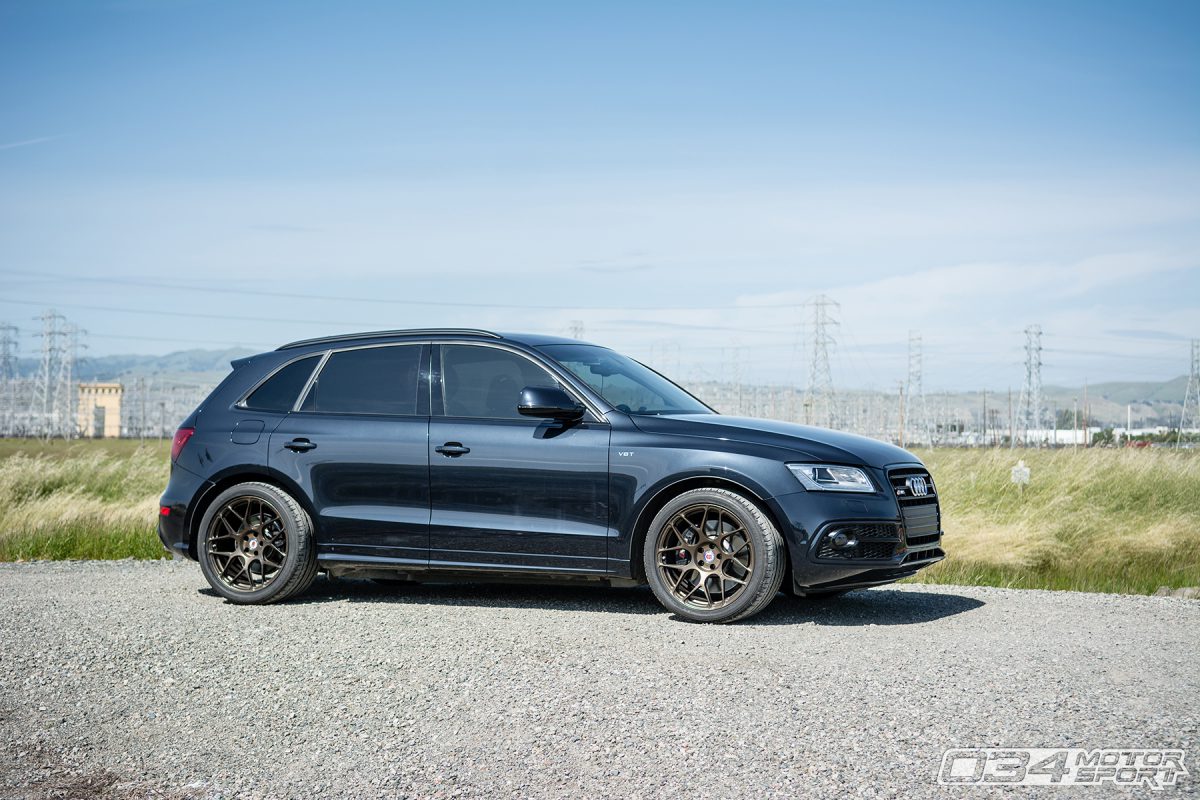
[0,560,1196,799]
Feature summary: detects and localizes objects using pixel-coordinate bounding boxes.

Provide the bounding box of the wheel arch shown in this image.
[186,468,318,560]
[627,474,789,583]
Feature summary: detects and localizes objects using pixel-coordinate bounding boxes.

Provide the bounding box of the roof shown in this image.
[276,328,595,351]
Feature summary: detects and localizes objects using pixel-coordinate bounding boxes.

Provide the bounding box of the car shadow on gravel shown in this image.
[201,578,983,625]
[751,588,985,626]
[260,577,665,615]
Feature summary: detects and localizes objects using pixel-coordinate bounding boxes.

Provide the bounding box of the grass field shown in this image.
[0,439,1197,595]
[0,439,170,560]
[909,448,1200,594]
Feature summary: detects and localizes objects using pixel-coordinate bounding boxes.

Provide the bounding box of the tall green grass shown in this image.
[0,441,169,560]
[0,440,1197,594]
[907,448,1200,594]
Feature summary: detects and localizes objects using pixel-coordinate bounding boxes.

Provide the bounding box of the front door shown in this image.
[269,343,430,564]
[428,343,611,572]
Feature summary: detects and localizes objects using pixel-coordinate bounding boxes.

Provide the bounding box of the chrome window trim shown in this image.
[235,352,327,411]
[240,339,607,422]
[290,349,332,412]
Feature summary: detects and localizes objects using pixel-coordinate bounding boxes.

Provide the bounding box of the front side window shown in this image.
[538,344,712,416]
[301,345,421,415]
[441,345,560,419]
[243,355,321,412]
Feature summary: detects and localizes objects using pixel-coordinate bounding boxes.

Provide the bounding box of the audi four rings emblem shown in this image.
[906,476,930,496]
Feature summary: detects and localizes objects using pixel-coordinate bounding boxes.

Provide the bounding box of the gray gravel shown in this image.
[0,560,1196,799]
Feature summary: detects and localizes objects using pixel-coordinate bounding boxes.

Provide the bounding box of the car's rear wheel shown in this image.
[643,488,785,623]
[197,482,317,604]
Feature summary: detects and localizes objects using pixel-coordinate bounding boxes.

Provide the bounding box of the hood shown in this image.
[629,414,921,469]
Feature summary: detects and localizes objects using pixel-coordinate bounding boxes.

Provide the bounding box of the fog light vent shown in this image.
[815,523,901,561]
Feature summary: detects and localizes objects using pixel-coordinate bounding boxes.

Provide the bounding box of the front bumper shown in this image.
[767,468,944,595]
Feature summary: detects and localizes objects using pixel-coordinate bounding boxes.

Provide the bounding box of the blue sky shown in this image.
[1,0,1198,389]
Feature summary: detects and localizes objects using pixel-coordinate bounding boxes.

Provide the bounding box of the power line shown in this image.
[0,296,793,338]
[0,296,396,330]
[0,268,810,312]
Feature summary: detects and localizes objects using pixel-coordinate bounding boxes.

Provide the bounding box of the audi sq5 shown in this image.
[158,329,944,623]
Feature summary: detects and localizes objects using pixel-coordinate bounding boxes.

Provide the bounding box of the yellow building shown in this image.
[77,382,124,438]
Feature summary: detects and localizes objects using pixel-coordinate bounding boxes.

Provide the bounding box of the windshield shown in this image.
[539,344,714,416]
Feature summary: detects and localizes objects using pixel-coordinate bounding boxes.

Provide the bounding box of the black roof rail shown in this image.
[277,328,502,351]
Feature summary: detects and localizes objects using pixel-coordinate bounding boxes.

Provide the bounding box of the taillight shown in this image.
[171,427,195,462]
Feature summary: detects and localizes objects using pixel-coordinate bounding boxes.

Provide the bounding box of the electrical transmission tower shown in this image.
[0,323,18,436]
[1179,339,1200,446]
[32,310,64,439]
[30,310,83,440]
[54,324,84,438]
[803,295,839,429]
[905,331,933,446]
[1016,324,1044,447]
[568,320,585,340]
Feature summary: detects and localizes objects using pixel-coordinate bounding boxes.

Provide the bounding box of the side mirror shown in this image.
[517,386,586,421]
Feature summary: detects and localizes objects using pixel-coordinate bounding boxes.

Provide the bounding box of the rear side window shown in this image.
[301,345,421,415]
[441,345,560,419]
[243,355,321,412]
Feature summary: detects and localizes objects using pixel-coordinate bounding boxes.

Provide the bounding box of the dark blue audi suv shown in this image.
[158,329,944,623]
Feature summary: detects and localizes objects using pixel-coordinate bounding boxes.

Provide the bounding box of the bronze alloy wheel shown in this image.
[205,495,289,592]
[655,503,754,610]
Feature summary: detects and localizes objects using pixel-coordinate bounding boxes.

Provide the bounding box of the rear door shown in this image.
[269,343,431,565]
[428,343,611,572]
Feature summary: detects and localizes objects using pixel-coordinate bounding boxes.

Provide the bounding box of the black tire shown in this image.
[643,488,786,623]
[197,482,318,604]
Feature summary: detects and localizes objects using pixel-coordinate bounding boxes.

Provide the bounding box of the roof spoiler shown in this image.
[231,356,254,370]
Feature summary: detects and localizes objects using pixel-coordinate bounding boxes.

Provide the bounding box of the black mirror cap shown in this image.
[517,386,586,421]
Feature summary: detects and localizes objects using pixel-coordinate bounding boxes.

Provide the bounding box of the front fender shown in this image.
[608,420,812,574]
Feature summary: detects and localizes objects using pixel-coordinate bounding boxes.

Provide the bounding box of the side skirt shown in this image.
[318,555,641,588]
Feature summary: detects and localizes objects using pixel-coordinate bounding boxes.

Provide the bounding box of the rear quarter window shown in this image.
[243,355,322,412]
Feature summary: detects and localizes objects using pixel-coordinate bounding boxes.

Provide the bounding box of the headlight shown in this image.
[787,463,875,493]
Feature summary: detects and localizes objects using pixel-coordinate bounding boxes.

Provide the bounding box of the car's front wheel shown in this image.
[197,482,318,604]
[643,488,786,623]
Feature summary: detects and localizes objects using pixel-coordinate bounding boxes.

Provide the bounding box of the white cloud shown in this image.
[0,136,62,151]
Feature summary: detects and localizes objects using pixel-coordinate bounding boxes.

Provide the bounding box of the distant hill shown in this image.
[1044,376,1189,405]
[16,348,255,381]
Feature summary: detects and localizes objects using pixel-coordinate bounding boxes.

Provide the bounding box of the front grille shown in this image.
[889,467,944,565]
[889,467,938,506]
[815,522,902,561]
